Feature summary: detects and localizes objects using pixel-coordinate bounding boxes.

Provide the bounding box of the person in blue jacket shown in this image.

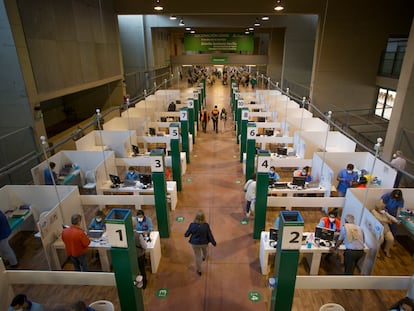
[8,294,44,311]
[381,189,404,236]
[0,210,18,268]
[135,209,153,232]
[88,210,106,231]
[44,162,59,185]
[125,166,140,181]
[184,210,217,276]
[336,163,358,197]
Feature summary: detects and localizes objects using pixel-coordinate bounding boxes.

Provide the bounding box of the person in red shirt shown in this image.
[62,214,90,271]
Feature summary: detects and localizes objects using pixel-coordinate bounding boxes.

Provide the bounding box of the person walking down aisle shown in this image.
[0,210,18,269]
[390,150,407,188]
[184,210,217,276]
[244,175,256,218]
[211,105,220,133]
[62,214,90,272]
[200,109,209,133]
[220,107,228,133]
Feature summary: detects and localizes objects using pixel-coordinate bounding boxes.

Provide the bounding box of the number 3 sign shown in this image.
[151,155,164,172]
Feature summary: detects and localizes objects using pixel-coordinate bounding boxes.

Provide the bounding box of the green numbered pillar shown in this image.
[169,123,182,191]
[253,151,270,239]
[236,98,244,144]
[246,122,257,181]
[187,98,195,144]
[193,91,200,131]
[239,107,249,163]
[106,209,144,311]
[271,211,304,311]
[180,107,190,163]
[150,150,170,238]
[199,82,205,106]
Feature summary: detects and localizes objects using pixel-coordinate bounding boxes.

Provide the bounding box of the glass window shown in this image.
[375,88,395,120]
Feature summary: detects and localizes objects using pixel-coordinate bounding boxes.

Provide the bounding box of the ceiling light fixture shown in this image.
[248,27,254,31]
[179,19,185,26]
[254,18,261,27]
[274,0,284,11]
[170,15,177,20]
[262,16,270,21]
[185,27,191,31]
[190,30,195,34]
[154,0,163,11]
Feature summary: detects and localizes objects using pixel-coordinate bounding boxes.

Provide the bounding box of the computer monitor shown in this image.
[265,129,274,136]
[131,144,139,156]
[277,147,288,155]
[109,174,121,186]
[269,228,278,241]
[292,176,306,188]
[314,226,335,242]
[268,178,275,186]
[140,174,152,186]
[149,128,156,136]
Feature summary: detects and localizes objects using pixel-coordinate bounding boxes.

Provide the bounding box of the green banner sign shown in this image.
[184,33,254,52]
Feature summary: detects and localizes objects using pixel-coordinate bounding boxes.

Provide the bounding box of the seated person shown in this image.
[8,294,44,311]
[135,209,153,232]
[88,210,106,231]
[268,166,280,181]
[318,209,341,232]
[44,162,59,185]
[274,215,280,229]
[294,166,312,182]
[125,166,140,181]
[389,297,414,311]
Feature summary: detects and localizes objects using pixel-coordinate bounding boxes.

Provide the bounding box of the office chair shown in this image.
[89,300,114,311]
[82,170,96,194]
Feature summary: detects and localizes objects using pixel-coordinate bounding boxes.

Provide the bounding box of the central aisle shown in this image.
[144,81,269,310]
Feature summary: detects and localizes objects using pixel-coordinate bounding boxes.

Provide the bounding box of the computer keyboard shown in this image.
[270,182,289,189]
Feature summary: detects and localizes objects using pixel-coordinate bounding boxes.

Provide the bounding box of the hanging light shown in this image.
[248,27,254,31]
[254,18,260,27]
[185,27,191,31]
[179,19,185,26]
[154,0,163,11]
[274,0,284,11]
[170,15,177,20]
[261,16,270,21]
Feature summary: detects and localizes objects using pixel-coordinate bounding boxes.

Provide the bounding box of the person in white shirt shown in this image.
[244,175,256,218]
[390,150,407,188]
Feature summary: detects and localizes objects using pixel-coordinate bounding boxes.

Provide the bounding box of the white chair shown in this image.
[89,300,114,311]
[82,170,96,194]
[319,303,345,311]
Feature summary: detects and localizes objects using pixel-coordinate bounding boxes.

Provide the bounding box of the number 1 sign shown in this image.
[106,223,128,248]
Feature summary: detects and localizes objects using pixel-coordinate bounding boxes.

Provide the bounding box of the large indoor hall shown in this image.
[7,78,414,311]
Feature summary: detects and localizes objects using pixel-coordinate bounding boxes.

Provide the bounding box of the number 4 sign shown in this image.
[257,156,270,173]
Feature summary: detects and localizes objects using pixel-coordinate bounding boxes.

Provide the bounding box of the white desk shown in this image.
[259,231,348,276]
[99,181,177,210]
[51,231,161,273]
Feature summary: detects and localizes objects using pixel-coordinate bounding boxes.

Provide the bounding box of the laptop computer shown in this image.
[88,230,104,240]
[123,179,137,187]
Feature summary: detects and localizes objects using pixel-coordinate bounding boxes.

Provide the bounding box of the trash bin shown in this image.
[319,303,345,311]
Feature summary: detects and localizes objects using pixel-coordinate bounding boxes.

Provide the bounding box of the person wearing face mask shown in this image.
[318,209,341,232]
[336,163,358,197]
[8,294,44,311]
[135,210,154,232]
[380,189,404,236]
[88,210,106,231]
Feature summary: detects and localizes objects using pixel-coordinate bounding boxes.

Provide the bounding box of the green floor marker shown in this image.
[176,216,184,222]
[248,291,262,302]
[232,155,237,158]
[240,219,249,225]
[193,154,198,157]
[156,288,169,299]
[235,180,241,184]
[186,178,192,182]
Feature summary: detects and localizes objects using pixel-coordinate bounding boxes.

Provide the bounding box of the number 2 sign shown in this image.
[280,226,304,250]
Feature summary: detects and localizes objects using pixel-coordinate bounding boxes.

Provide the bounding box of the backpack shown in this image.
[211,109,219,120]
[168,102,176,111]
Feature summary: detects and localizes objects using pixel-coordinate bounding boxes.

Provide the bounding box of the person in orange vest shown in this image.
[318,209,341,232]
[211,105,220,133]
[199,109,209,133]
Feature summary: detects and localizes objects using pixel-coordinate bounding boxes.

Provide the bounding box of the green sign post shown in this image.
[106,209,144,311]
[246,122,256,181]
[187,98,195,144]
[236,98,244,144]
[180,107,190,163]
[253,152,271,239]
[169,123,182,191]
[150,150,170,238]
[271,211,304,311]
[240,108,249,163]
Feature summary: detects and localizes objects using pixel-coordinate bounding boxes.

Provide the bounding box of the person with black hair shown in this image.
[0,210,18,269]
[380,189,404,236]
[211,105,220,133]
[318,209,341,232]
[135,210,153,232]
[389,296,414,311]
[44,161,59,185]
[8,294,44,311]
[336,163,358,197]
[244,174,256,218]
